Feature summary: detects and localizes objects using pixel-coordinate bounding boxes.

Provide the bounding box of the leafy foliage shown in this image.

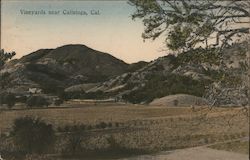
[11,117,55,154]
[0,92,16,108]
[130,0,250,52]
[123,74,207,103]
[0,72,11,89]
[63,90,106,100]
[54,98,64,106]
[0,49,16,67]
[175,47,221,65]
[26,96,50,108]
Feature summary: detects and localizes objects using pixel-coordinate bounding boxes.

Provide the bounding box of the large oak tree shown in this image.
[129,0,250,107]
[129,0,250,52]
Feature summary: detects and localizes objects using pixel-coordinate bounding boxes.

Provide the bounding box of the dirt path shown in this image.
[120,146,249,160]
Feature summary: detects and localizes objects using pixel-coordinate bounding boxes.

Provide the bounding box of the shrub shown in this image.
[63,91,85,99]
[63,90,107,100]
[99,122,107,129]
[11,116,55,154]
[54,98,63,106]
[115,122,120,128]
[106,136,147,155]
[0,92,16,108]
[108,122,112,128]
[71,125,80,132]
[26,96,50,108]
[60,124,86,132]
[95,122,108,129]
[57,126,63,132]
[0,133,7,138]
[173,99,179,106]
[63,128,85,155]
[5,93,16,108]
[15,95,27,103]
[86,125,93,130]
[79,124,86,131]
[64,125,70,132]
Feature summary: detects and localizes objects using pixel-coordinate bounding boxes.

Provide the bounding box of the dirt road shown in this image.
[120,146,249,160]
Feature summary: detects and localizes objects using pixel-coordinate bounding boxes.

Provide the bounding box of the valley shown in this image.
[0,39,249,160]
[0,103,248,160]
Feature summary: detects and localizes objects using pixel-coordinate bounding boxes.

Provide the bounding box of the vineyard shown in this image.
[0,104,249,159]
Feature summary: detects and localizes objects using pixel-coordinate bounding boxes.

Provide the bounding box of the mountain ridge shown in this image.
[1,42,249,106]
[0,44,129,94]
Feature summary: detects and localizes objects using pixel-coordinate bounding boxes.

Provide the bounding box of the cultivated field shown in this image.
[0,104,195,133]
[0,103,249,159]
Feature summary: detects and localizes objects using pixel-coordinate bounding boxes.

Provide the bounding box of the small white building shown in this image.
[28,88,42,94]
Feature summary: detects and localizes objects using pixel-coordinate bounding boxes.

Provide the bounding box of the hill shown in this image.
[150,94,208,107]
[79,42,249,106]
[0,44,128,94]
[1,42,248,106]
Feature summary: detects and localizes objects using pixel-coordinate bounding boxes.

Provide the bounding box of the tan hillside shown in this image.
[150,94,208,107]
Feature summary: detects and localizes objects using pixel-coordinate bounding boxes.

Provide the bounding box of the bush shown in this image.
[5,93,16,108]
[115,122,120,128]
[54,98,63,106]
[106,136,147,155]
[11,116,55,154]
[63,90,107,100]
[108,122,112,128]
[86,125,93,130]
[57,126,63,132]
[63,125,70,132]
[173,99,179,106]
[79,124,86,131]
[99,122,107,129]
[0,92,16,108]
[26,96,50,108]
[62,125,85,155]
[15,95,27,103]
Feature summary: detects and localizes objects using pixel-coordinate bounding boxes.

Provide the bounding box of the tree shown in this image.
[4,93,16,108]
[129,0,250,52]
[0,49,16,68]
[26,96,50,108]
[54,98,64,106]
[0,72,11,89]
[129,0,250,108]
[11,116,55,154]
[0,49,15,89]
[0,92,16,108]
[64,126,84,155]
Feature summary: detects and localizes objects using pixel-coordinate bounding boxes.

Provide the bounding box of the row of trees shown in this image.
[0,93,63,109]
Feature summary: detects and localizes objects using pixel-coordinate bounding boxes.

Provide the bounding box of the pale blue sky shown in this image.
[1,0,165,63]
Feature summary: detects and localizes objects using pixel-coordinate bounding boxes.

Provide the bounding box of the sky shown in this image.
[1,0,166,63]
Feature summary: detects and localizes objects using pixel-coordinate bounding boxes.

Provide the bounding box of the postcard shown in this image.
[0,1,249,160]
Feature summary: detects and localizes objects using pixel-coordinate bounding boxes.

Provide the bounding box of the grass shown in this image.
[0,104,194,133]
[0,104,249,159]
[209,140,249,154]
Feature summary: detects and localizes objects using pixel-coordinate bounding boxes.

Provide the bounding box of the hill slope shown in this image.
[0,44,129,94]
[1,42,248,106]
[78,42,249,105]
